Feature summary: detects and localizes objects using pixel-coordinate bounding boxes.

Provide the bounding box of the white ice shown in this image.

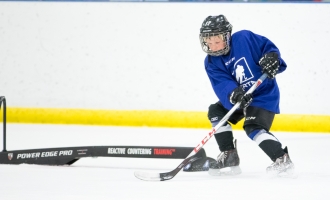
[0,124,329,200]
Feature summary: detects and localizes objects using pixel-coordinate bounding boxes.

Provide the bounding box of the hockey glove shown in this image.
[259,52,279,79]
[229,86,253,109]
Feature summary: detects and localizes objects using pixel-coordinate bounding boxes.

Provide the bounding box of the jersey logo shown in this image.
[232,57,254,84]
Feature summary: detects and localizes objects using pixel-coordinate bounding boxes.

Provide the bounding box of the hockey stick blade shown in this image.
[134,73,268,181]
[134,156,199,181]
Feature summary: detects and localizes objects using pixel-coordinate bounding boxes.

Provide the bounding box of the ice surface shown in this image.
[0,124,329,200]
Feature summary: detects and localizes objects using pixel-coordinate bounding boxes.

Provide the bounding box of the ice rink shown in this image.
[0,123,329,200]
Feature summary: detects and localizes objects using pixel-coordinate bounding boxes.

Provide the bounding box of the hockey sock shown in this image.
[248,129,285,162]
[214,124,234,151]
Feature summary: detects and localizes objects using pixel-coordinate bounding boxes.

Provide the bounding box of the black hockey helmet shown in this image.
[199,15,233,56]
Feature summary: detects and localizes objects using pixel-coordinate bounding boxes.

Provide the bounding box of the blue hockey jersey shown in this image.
[204,30,287,113]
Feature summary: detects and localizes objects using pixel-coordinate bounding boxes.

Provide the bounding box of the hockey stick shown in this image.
[134,73,268,181]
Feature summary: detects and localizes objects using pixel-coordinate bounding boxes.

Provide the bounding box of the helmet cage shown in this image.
[199,31,231,56]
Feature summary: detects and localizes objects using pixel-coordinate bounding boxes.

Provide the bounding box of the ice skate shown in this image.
[266,147,295,178]
[208,140,241,176]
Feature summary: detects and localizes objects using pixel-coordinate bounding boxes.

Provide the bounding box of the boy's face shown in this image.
[204,35,226,52]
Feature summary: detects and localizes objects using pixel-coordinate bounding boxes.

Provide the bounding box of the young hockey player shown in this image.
[199,14,294,176]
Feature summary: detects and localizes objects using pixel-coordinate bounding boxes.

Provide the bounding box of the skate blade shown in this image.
[278,172,298,179]
[267,168,298,179]
[208,166,242,176]
[278,168,298,179]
